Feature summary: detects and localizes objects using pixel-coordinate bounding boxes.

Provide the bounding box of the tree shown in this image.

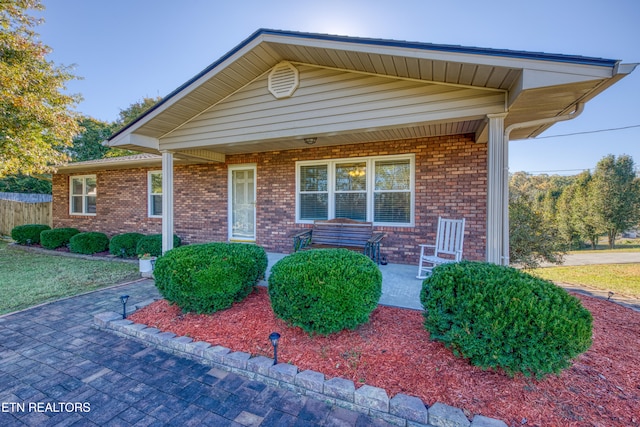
[0,174,50,193]
[70,98,161,161]
[104,97,161,158]
[509,193,566,269]
[590,154,640,248]
[68,117,112,161]
[0,0,80,177]
[114,96,161,128]
[572,171,603,249]
[555,183,582,249]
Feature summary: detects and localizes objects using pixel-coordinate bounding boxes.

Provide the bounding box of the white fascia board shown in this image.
[615,63,638,75]
[507,68,609,107]
[519,68,611,90]
[109,133,160,150]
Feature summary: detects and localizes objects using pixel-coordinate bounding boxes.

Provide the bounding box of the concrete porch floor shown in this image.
[261,252,424,311]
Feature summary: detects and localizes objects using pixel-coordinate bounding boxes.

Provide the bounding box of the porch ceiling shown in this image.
[108,29,631,155]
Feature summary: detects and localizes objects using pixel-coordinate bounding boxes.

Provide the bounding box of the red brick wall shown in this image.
[52,134,487,264]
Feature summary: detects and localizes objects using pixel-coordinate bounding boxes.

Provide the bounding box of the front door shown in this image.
[229,165,256,241]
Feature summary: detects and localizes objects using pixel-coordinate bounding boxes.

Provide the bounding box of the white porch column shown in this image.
[161,151,174,254]
[486,113,509,265]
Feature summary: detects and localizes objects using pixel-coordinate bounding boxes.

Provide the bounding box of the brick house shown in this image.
[53,30,635,265]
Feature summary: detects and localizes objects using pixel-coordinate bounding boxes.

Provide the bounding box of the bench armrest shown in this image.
[368,232,386,244]
[365,232,386,264]
[292,229,312,251]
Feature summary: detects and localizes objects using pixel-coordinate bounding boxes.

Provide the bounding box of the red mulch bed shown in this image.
[130,288,640,427]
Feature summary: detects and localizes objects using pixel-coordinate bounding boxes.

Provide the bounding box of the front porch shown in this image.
[261,252,423,311]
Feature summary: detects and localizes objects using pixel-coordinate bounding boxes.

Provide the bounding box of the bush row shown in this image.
[154,246,382,335]
[10,224,180,256]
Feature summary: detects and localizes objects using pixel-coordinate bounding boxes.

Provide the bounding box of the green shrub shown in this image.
[136,233,181,257]
[109,232,144,257]
[268,249,382,335]
[40,228,80,249]
[420,261,593,378]
[11,224,50,244]
[154,242,267,314]
[68,232,109,255]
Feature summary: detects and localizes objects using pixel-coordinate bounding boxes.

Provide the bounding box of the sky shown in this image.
[35,0,640,175]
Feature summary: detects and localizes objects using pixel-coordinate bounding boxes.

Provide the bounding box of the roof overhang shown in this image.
[106,29,635,156]
[56,154,163,174]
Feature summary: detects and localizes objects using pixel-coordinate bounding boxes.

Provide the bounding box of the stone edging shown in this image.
[94,305,507,427]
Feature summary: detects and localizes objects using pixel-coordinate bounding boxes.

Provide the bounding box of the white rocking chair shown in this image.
[417,217,465,279]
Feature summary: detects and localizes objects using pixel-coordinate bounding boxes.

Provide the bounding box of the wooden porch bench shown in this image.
[292,218,385,264]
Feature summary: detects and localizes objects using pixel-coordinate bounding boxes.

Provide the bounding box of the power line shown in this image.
[534,124,640,140]
[522,168,592,174]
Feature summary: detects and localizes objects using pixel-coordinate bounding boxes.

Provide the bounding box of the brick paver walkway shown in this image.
[0,280,392,426]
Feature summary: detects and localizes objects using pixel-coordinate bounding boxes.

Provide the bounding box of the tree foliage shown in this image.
[113,96,160,129]
[69,98,161,162]
[0,174,50,193]
[509,192,566,268]
[102,97,161,158]
[509,155,640,254]
[0,0,80,177]
[68,117,112,161]
[590,154,640,248]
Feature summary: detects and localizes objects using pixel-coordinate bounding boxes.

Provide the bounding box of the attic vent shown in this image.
[268,61,299,99]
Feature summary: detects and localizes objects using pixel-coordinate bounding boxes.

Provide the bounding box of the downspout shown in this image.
[501,102,585,265]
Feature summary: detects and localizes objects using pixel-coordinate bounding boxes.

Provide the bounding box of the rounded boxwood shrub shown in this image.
[154,242,268,314]
[11,224,50,244]
[109,232,144,257]
[68,232,109,255]
[136,233,181,257]
[420,261,593,378]
[268,249,382,335]
[40,228,80,250]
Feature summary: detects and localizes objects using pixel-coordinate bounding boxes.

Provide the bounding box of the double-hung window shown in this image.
[148,171,162,217]
[70,175,97,215]
[296,154,414,226]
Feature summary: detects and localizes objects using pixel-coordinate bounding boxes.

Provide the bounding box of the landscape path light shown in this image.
[269,332,281,365]
[120,295,129,319]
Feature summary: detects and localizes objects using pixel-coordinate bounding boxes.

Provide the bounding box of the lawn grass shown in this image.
[531,263,640,299]
[569,237,640,253]
[0,239,140,315]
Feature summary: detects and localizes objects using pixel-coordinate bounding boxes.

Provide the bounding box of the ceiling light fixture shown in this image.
[304,137,317,145]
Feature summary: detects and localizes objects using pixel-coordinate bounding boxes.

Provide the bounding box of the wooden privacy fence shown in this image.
[0,193,53,237]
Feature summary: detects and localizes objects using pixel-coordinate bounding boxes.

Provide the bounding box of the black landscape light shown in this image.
[120,295,129,319]
[120,248,126,258]
[608,291,614,301]
[269,332,281,365]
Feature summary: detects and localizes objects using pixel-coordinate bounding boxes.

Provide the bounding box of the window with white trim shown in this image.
[148,171,162,217]
[70,175,96,215]
[296,154,414,226]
